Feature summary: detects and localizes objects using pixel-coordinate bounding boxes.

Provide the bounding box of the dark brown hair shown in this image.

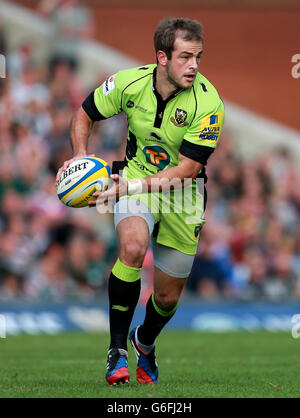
[154,17,203,60]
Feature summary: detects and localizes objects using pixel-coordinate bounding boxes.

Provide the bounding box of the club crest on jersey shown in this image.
[170,108,189,127]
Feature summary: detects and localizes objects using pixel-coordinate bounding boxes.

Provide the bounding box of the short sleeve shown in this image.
[93,73,123,119]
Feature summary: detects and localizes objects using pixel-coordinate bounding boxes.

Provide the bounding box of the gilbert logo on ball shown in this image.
[57,157,111,208]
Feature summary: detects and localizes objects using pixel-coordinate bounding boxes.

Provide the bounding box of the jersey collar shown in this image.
[152,67,184,104]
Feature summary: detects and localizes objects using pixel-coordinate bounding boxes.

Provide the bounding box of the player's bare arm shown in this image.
[55,107,95,185]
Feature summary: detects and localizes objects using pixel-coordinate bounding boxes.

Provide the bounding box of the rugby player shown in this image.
[56,17,224,385]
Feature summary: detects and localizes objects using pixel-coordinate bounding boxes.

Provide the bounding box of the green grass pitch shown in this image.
[0,330,299,398]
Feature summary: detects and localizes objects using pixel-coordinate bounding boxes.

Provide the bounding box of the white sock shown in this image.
[136,327,155,354]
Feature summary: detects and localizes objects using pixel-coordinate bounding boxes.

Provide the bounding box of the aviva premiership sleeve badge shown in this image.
[197,112,223,145]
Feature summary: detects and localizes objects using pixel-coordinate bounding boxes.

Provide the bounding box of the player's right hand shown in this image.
[55,154,95,187]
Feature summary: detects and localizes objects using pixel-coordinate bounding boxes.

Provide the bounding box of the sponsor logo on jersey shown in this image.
[132,159,156,174]
[133,160,146,170]
[126,101,147,112]
[194,224,203,238]
[209,114,218,125]
[145,132,165,142]
[197,112,223,143]
[191,224,205,241]
[103,75,115,96]
[142,145,171,170]
[136,105,147,113]
[126,100,134,108]
[170,108,189,127]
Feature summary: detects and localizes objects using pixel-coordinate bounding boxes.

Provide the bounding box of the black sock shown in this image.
[108,272,141,350]
[138,293,178,346]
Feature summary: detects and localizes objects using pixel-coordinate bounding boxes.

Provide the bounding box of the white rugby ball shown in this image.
[57,157,111,208]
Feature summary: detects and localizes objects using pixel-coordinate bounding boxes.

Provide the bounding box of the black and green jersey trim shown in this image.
[179,140,215,165]
[82,91,107,121]
[152,68,184,129]
[120,73,153,112]
[126,130,138,160]
[191,84,198,125]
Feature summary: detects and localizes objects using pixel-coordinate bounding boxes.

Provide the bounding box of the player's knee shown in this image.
[120,239,147,267]
[154,293,178,312]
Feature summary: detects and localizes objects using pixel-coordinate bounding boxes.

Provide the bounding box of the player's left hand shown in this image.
[88,174,128,207]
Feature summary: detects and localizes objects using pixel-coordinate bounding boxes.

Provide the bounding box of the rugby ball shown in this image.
[57,157,111,208]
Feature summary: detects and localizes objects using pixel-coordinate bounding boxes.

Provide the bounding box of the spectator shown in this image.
[37,0,95,68]
[24,242,78,301]
[0,271,23,302]
[187,238,230,300]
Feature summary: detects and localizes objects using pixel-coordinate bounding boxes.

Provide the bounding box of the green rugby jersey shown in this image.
[82,64,224,180]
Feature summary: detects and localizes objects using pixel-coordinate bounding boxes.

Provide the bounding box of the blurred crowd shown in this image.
[1,1,300,303]
[0,1,128,302]
[187,141,300,301]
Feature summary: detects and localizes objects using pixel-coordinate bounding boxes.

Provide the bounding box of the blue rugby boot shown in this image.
[105,348,129,386]
[129,327,158,384]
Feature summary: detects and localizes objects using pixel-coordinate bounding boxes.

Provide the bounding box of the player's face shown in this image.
[166,36,203,89]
